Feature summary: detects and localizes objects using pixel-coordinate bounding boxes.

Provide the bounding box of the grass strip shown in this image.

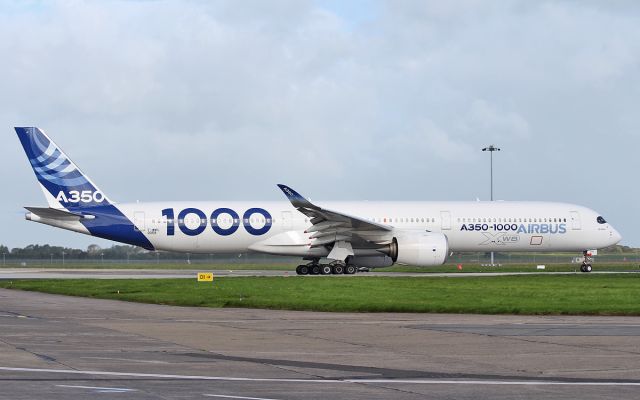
[1,275,639,315]
[3,262,638,273]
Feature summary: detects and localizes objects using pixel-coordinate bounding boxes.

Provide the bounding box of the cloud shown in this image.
[0,0,638,248]
[462,99,531,140]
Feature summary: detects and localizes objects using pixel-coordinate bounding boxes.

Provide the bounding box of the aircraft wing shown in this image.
[277,184,392,260]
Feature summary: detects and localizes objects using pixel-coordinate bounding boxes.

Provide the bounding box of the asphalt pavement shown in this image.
[1,288,639,399]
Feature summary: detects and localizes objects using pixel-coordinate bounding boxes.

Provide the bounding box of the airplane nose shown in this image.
[610,228,622,245]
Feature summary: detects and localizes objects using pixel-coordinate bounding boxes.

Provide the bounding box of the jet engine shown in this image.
[386,232,449,267]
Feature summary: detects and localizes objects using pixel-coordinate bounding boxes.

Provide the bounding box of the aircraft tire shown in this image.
[310,265,321,275]
[332,265,345,274]
[585,264,592,273]
[320,265,332,275]
[345,265,357,275]
[297,265,309,275]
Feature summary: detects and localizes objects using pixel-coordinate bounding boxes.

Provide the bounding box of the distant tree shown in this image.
[601,244,636,254]
[87,244,102,255]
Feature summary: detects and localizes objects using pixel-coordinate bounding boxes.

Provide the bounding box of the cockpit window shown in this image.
[597,216,607,224]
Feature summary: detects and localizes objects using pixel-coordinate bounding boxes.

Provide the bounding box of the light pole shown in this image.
[482,145,501,266]
[62,251,65,266]
[101,253,104,264]
[2,252,5,267]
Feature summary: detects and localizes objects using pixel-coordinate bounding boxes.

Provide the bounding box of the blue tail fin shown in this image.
[15,127,111,209]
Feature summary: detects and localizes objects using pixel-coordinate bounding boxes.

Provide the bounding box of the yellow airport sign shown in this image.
[197,272,214,282]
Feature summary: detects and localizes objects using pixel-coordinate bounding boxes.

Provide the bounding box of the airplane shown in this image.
[15,127,621,275]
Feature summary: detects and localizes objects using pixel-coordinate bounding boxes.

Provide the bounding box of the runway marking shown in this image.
[2,367,640,387]
[346,379,640,386]
[204,394,283,400]
[81,356,170,364]
[56,384,136,393]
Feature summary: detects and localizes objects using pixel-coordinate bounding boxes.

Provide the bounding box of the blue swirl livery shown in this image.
[15,127,154,250]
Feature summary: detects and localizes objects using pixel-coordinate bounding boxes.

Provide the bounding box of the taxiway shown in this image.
[0,288,639,399]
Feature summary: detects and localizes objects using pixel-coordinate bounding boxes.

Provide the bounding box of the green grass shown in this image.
[0,263,297,270]
[376,263,640,273]
[4,262,639,273]
[2,275,639,315]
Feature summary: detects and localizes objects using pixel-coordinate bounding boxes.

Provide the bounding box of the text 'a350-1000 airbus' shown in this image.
[16,127,621,274]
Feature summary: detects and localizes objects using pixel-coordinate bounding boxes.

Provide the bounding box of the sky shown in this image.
[0,0,638,250]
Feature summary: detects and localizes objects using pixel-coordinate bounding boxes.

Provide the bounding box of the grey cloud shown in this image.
[0,0,638,249]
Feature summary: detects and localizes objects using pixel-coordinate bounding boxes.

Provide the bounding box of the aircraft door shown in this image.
[440,211,451,230]
[134,211,145,232]
[281,211,292,230]
[570,211,581,230]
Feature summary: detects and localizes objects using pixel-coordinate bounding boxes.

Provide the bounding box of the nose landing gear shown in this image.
[580,250,593,273]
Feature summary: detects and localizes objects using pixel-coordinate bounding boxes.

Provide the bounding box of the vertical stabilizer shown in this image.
[15,127,111,209]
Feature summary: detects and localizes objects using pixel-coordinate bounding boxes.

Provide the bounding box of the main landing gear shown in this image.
[295,260,357,275]
[580,250,593,273]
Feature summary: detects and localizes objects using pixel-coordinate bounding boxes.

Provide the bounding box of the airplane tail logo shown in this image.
[15,127,110,209]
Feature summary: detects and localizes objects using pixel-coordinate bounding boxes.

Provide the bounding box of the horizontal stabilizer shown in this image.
[24,207,94,220]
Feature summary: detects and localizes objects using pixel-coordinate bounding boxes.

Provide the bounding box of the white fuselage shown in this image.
[92,200,619,255]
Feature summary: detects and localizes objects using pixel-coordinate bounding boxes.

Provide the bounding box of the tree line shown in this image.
[0,243,636,261]
[0,244,242,261]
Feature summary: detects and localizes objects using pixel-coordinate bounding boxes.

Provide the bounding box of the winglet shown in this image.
[277,184,317,209]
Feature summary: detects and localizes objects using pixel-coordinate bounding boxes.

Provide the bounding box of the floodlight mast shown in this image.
[482,145,501,266]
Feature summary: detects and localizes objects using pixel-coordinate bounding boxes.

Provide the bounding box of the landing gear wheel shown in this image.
[297,265,309,275]
[320,265,332,275]
[580,251,594,273]
[332,264,345,275]
[310,265,321,275]
[345,265,357,275]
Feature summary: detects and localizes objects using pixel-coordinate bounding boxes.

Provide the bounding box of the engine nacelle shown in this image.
[388,232,449,267]
[348,255,395,268]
